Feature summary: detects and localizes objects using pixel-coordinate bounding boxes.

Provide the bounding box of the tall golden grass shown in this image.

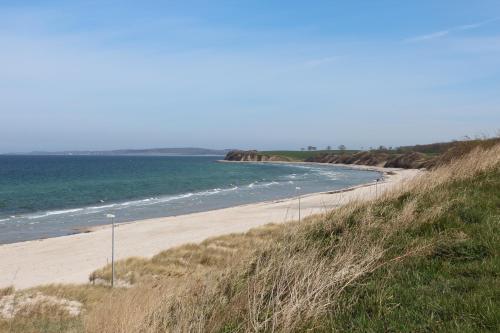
[79,143,500,332]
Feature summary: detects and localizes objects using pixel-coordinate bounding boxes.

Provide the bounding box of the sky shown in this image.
[1,1,500,152]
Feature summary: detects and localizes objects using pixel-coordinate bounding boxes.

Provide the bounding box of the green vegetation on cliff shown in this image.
[260,150,360,161]
[260,138,500,163]
[254,138,500,169]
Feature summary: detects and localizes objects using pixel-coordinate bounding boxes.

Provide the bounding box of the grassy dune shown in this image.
[1,144,499,332]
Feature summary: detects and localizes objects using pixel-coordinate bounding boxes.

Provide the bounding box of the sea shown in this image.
[0,155,381,244]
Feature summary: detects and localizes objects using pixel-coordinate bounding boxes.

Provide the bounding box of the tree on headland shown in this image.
[338,144,346,151]
[326,146,332,151]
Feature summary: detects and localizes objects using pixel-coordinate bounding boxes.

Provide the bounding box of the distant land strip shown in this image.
[4,147,233,156]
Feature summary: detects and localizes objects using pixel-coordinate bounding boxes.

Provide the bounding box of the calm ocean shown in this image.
[0,155,380,244]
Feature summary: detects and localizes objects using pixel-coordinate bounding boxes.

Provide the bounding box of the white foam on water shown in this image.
[107,186,239,209]
[138,193,195,206]
[262,181,279,187]
[87,203,119,210]
[316,170,339,180]
[13,185,245,222]
[26,208,85,219]
[248,181,284,189]
[196,186,238,196]
[9,165,357,225]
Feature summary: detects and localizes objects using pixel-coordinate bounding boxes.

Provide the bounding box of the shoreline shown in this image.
[218,159,394,172]
[1,162,388,244]
[83,163,391,233]
[0,167,420,290]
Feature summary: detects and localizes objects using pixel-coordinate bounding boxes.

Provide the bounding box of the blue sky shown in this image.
[1,1,499,152]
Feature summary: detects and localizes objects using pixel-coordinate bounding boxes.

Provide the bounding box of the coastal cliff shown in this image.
[224,150,292,162]
[224,149,431,168]
[225,138,500,169]
[305,151,432,169]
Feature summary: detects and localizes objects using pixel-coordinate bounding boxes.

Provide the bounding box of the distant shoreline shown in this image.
[2,154,227,157]
[1,146,231,156]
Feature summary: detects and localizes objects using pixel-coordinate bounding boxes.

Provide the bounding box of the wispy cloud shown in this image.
[404,17,499,43]
[304,56,339,68]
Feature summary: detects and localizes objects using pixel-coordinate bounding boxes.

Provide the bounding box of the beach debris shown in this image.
[0,292,82,319]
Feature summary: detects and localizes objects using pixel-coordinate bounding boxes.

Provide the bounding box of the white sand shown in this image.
[0,167,420,290]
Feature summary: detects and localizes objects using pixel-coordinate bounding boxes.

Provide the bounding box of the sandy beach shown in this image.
[0,167,420,290]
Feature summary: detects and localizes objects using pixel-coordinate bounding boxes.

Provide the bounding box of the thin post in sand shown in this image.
[296,187,301,222]
[106,214,116,287]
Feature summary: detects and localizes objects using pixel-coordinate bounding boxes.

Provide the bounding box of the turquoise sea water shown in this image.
[0,155,380,244]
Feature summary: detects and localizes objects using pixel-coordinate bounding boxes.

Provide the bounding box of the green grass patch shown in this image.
[314,167,500,332]
[261,150,360,161]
